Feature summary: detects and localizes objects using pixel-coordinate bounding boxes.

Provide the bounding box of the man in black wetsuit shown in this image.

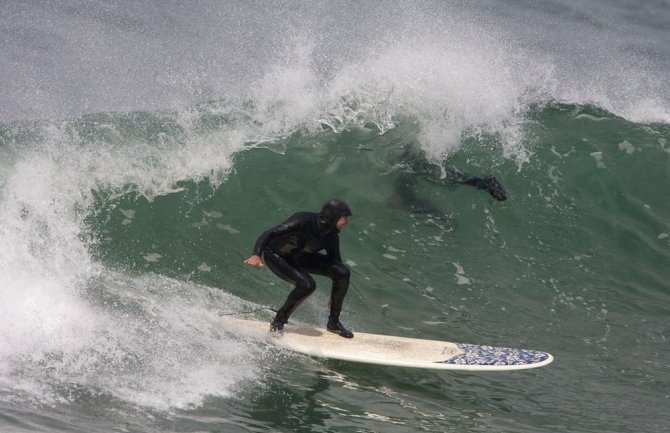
[244,199,354,338]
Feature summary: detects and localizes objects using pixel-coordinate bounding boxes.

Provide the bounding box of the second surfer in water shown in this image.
[244,199,354,338]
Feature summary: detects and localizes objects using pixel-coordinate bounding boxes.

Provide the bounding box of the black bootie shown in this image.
[270,310,288,334]
[327,309,354,338]
[270,291,311,334]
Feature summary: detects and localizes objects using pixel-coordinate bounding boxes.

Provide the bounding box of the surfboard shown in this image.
[223,318,553,371]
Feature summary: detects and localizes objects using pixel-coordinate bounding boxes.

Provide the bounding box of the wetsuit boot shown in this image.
[327,308,354,338]
[270,309,288,333]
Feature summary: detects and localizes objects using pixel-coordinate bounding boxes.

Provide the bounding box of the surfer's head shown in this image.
[319,199,352,230]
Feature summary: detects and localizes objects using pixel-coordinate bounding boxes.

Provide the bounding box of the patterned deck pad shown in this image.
[440,344,551,366]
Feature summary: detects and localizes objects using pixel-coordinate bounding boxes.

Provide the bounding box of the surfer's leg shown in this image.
[297,254,354,338]
[264,252,317,332]
[296,254,350,310]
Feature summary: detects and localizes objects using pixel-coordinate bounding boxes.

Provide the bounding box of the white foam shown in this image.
[142,253,163,263]
[0,120,261,409]
[453,263,471,286]
[2,1,668,129]
[590,152,606,169]
[0,265,262,409]
[618,140,637,154]
[216,223,241,234]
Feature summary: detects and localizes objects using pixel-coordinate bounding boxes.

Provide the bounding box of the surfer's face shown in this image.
[336,215,348,230]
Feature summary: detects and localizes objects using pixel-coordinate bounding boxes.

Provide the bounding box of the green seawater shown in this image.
[3,104,664,432]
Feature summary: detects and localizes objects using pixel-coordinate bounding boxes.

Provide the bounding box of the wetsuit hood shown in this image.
[318,199,352,231]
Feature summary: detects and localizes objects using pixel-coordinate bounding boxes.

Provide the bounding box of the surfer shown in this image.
[387,144,507,215]
[244,199,355,338]
[389,171,506,214]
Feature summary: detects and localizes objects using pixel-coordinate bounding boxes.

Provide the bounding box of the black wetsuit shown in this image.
[393,145,508,207]
[252,201,352,335]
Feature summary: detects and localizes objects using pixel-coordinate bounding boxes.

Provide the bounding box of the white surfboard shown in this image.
[223,318,553,371]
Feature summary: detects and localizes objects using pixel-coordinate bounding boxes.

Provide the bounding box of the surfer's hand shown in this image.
[244,255,264,267]
[461,176,507,201]
[481,176,507,201]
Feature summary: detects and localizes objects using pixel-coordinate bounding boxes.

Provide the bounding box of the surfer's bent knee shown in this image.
[331,263,350,281]
[295,275,317,296]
